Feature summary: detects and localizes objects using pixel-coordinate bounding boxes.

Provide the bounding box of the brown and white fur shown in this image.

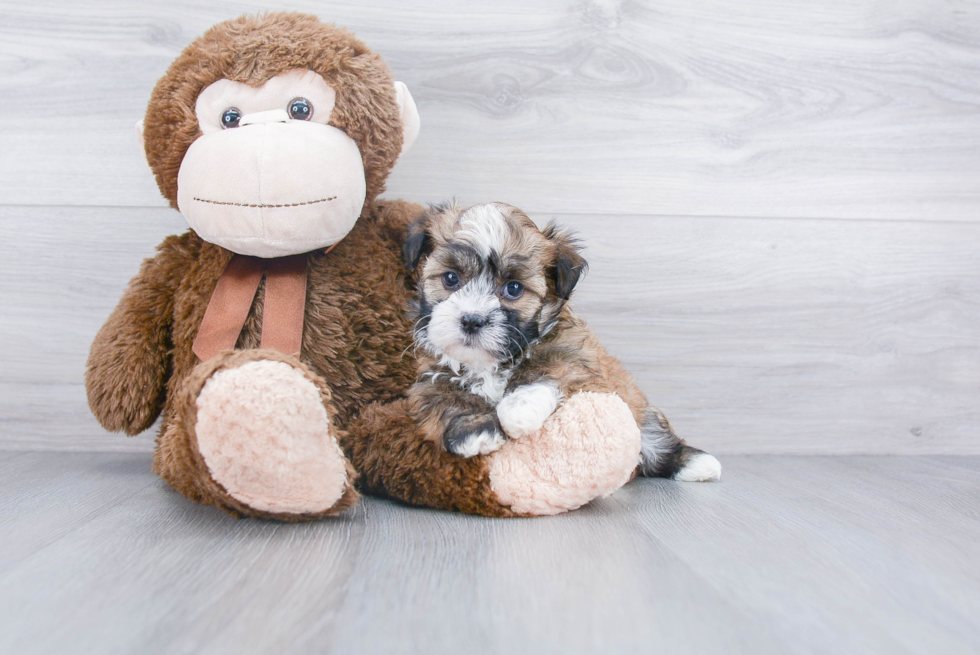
[403,202,721,481]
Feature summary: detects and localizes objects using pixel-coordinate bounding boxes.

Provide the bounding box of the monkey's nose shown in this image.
[460,314,487,335]
[239,109,290,126]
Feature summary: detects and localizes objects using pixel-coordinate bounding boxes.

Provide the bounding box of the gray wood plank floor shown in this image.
[2,452,978,654]
[2,5,976,654]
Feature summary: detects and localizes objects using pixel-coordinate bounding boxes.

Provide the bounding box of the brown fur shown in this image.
[403,203,649,454]
[507,309,650,425]
[87,14,662,520]
[87,200,426,517]
[143,12,403,213]
[340,400,516,518]
[86,14,518,519]
[165,348,360,521]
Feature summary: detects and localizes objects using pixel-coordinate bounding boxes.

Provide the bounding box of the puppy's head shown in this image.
[404,202,587,368]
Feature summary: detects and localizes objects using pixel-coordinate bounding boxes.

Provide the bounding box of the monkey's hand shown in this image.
[86,233,195,435]
[496,380,563,439]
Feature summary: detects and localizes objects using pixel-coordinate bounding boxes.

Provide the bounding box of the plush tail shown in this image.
[638,407,722,482]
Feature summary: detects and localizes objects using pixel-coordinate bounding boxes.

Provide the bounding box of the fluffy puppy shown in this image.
[402,202,721,482]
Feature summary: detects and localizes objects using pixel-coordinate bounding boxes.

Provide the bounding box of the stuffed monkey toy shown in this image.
[86,12,672,521]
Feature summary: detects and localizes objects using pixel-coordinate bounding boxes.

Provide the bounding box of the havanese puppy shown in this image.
[402,201,721,482]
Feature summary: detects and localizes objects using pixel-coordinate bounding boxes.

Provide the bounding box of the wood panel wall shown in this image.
[1,0,978,454]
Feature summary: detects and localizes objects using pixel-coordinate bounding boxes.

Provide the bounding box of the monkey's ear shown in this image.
[394,81,420,156]
[403,213,432,271]
[543,221,588,300]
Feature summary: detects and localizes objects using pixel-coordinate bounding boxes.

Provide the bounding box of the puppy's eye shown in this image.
[442,271,460,289]
[288,97,313,121]
[503,280,525,299]
[221,108,242,129]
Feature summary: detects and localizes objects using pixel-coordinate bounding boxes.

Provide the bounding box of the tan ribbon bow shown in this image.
[192,253,311,361]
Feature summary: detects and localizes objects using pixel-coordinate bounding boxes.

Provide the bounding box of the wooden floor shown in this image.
[2,2,979,653]
[2,452,978,654]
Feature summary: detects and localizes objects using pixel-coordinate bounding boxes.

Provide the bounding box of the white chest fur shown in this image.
[438,355,513,406]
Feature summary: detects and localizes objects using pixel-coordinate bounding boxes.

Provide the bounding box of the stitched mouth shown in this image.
[193,196,337,208]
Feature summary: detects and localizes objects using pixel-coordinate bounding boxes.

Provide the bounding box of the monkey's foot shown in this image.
[487,392,641,516]
[174,350,358,520]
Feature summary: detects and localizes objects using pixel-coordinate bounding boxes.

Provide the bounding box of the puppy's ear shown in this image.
[403,213,433,271]
[542,221,588,300]
[405,201,459,270]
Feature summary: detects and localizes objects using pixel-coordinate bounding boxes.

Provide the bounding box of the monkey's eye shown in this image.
[502,280,525,300]
[442,271,460,290]
[288,97,313,121]
[221,108,242,129]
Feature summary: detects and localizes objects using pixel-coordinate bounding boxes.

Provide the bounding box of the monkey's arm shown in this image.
[373,199,425,241]
[86,233,196,435]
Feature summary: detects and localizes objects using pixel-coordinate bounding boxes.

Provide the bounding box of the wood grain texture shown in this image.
[1,1,978,454]
[3,206,977,454]
[0,206,184,452]
[2,452,978,654]
[1,0,979,218]
[560,213,980,455]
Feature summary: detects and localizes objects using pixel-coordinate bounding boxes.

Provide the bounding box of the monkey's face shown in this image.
[141,14,420,257]
[173,70,365,257]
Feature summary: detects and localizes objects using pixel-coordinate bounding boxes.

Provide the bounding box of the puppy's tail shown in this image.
[639,407,722,482]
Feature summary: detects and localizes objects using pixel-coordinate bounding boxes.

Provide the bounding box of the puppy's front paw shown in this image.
[444,415,507,458]
[496,381,562,439]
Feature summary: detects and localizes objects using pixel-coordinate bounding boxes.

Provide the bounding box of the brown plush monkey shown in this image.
[86,13,662,520]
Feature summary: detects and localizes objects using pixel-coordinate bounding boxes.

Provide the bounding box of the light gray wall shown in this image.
[1,0,978,454]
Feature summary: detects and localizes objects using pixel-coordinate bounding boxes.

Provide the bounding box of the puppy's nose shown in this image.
[460,314,487,334]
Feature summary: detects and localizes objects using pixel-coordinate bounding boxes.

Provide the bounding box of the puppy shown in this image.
[403,202,721,482]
